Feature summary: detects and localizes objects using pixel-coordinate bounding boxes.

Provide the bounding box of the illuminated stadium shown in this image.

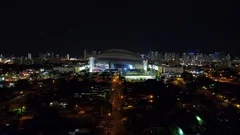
[89,49,144,72]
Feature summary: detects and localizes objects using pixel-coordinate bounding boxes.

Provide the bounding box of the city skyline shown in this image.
[0,50,238,58]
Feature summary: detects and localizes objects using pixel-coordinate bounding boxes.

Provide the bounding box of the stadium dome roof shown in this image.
[95,49,142,62]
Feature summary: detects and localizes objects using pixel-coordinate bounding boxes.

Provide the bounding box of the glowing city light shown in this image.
[196,115,204,125]
[177,127,184,135]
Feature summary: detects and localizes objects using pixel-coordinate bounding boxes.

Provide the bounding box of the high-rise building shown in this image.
[221,60,232,67]
[175,53,180,63]
[214,52,219,61]
[158,53,163,60]
[143,60,148,71]
[28,53,32,59]
[66,54,70,60]
[224,54,231,61]
[92,51,97,57]
[164,53,178,62]
[189,52,196,65]
[148,51,154,61]
[209,54,214,62]
[214,52,225,61]
[182,53,191,65]
[84,50,87,60]
[140,54,146,60]
[89,57,95,72]
[233,57,239,62]
[165,53,171,61]
[51,52,54,58]
[154,52,158,60]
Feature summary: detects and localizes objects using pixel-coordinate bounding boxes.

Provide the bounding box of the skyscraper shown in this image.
[66,54,70,60]
[28,53,32,59]
[51,52,54,58]
[84,50,87,60]
[92,51,97,57]
[175,53,180,63]
[89,57,95,72]
[165,53,171,61]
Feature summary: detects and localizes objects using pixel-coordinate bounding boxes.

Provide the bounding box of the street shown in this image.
[105,76,133,135]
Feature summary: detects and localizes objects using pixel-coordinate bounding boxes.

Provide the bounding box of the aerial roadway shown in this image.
[105,74,133,135]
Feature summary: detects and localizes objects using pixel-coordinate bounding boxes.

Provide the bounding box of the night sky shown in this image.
[1,1,240,56]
